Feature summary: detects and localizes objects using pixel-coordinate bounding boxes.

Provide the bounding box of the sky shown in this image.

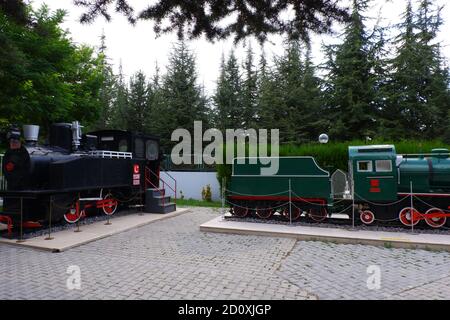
[31,0,450,95]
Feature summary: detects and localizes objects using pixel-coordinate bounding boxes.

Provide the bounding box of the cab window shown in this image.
[357,161,372,172]
[375,160,392,172]
[134,138,145,158]
[118,139,128,152]
[146,140,159,160]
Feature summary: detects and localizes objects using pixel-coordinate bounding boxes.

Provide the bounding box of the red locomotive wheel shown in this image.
[64,207,82,224]
[399,207,420,226]
[424,208,447,228]
[282,206,302,221]
[232,206,248,217]
[360,210,375,225]
[309,208,327,222]
[102,194,118,216]
[255,207,273,219]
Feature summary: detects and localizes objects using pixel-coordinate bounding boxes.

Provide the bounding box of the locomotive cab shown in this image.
[349,145,398,202]
[88,130,161,188]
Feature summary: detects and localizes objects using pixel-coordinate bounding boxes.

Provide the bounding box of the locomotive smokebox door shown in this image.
[349,145,398,202]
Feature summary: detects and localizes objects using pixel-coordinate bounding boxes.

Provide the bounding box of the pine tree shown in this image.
[213,51,243,131]
[274,41,305,143]
[256,49,284,133]
[126,71,150,132]
[93,31,117,130]
[298,45,327,141]
[145,62,165,135]
[384,0,450,139]
[110,61,128,129]
[75,0,350,43]
[322,0,378,141]
[241,42,258,129]
[160,41,208,147]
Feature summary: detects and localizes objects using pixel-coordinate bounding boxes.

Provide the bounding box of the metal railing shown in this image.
[160,170,177,204]
[89,150,133,159]
[0,154,6,191]
[145,166,177,205]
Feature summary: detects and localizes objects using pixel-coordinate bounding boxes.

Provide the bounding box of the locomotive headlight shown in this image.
[319,133,329,144]
[5,162,15,172]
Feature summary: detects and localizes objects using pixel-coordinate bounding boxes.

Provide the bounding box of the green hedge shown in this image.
[216,139,450,187]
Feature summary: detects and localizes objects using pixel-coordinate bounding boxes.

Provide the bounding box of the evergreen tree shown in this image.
[273,41,305,143]
[384,0,450,139]
[93,31,117,130]
[160,41,208,147]
[126,71,149,132]
[213,51,243,131]
[74,0,350,43]
[256,49,280,131]
[110,61,128,129]
[322,0,378,141]
[241,42,258,128]
[298,45,327,141]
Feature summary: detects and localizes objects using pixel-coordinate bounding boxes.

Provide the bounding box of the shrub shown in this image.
[201,184,212,202]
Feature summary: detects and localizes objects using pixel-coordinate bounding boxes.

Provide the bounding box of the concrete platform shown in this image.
[0,208,190,252]
[200,216,450,252]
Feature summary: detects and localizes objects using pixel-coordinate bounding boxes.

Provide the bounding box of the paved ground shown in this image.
[1,207,450,300]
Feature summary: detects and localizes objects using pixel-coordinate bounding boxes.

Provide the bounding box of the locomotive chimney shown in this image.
[71,121,83,151]
[23,125,40,145]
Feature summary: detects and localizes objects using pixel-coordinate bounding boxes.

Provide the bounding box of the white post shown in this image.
[352,175,355,229]
[410,180,414,233]
[221,177,226,221]
[289,179,292,225]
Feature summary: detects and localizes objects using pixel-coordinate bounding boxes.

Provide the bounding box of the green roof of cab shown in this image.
[348,144,397,160]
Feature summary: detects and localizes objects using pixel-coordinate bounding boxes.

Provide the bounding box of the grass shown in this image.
[176,198,223,208]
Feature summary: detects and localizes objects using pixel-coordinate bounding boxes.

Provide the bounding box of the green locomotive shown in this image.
[227,145,450,228]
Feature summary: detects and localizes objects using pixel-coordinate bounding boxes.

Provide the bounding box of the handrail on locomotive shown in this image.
[145,166,177,206]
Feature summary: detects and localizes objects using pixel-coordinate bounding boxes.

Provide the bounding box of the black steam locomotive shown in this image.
[0,122,176,233]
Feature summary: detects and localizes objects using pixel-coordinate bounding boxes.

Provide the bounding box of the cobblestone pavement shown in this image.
[1,207,450,300]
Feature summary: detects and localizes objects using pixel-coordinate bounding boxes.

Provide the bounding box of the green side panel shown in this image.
[229,176,332,202]
[398,159,430,193]
[233,157,329,176]
[230,156,331,202]
[398,156,450,193]
[349,145,398,201]
[429,158,450,190]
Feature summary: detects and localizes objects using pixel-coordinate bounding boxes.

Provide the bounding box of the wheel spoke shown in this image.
[309,208,327,222]
[102,194,118,216]
[232,205,248,217]
[425,208,446,228]
[256,207,273,219]
[282,206,301,221]
[399,207,420,226]
[360,210,375,225]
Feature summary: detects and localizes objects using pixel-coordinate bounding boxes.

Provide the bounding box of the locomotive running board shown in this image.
[0,208,190,252]
[200,216,450,252]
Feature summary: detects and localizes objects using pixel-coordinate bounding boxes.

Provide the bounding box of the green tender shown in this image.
[229,157,332,202]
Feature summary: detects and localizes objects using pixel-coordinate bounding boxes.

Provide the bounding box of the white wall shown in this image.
[160,171,221,201]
